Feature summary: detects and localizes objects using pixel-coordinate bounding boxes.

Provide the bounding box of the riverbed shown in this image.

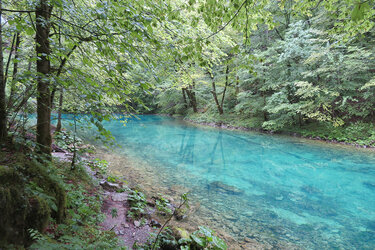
[78,114,375,249]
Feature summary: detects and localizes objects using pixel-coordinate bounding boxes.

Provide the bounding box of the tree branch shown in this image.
[0,8,35,13]
[202,0,248,41]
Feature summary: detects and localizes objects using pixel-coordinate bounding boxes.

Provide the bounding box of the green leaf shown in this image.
[190,234,206,247]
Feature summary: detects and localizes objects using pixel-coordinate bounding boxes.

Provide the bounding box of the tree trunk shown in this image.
[208,72,223,115]
[36,0,52,158]
[189,81,197,112]
[7,33,21,110]
[184,82,197,113]
[56,87,63,132]
[0,5,7,143]
[182,88,188,109]
[50,44,78,106]
[185,87,198,113]
[235,75,239,95]
[263,94,268,121]
[220,65,229,110]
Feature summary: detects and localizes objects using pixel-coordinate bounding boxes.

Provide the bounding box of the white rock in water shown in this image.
[275,195,284,201]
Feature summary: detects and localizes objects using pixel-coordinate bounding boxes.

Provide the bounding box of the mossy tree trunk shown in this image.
[36,0,52,158]
[0,5,7,144]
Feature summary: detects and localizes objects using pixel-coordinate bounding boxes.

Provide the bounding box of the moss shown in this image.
[23,161,66,223]
[0,164,59,247]
[0,167,28,247]
[26,196,51,232]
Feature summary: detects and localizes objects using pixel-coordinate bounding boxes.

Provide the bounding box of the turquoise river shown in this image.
[70,114,375,249]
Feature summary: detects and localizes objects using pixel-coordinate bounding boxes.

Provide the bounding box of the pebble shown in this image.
[224,214,238,222]
[115,229,125,235]
[134,220,141,227]
[275,195,284,201]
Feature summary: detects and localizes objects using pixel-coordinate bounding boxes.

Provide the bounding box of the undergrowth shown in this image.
[0,148,123,249]
[30,159,122,249]
[185,112,375,147]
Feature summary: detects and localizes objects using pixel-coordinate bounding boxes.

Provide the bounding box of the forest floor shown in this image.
[52,150,154,248]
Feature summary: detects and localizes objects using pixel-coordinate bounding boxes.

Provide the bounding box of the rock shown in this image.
[115,229,125,235]
[100,180,120,191]
[134,220,141,227]
[51,144,66,153]
[244,211,254,217]
[275,195,284,201]
[174,208,188,221]
[112,193,128,202]
[121,223,130,228]
[232,226,240,234]
[363,181,375,190]
[224,214,238,222]
[244,237,256,243]
[301,185,321,194]
[172,227,190,240]
[150,219,161,228]
[208,181,244,195]
[147,199,155,207]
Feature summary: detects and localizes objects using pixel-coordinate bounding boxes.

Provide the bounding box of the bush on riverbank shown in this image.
[185,112,375,147]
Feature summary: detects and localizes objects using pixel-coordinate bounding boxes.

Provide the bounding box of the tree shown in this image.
[35,0,52,157]
[0,3,6,144]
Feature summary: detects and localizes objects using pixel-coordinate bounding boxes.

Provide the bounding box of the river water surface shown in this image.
[77,115,375,249]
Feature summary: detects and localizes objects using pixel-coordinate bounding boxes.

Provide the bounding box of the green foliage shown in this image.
[186,112,264,130]
[286,121,375,146]
[127,189,147,219]
[29,162,121,249]
[54,131,83,152]
[187,226,227,250]
[142,225,227,250]
[110,208,118,219]
[88,158,109,176]
[155,195,173,215]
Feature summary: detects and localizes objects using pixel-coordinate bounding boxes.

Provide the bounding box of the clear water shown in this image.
[74,115,375,249]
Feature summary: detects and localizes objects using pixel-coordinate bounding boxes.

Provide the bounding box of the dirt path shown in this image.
[52,151,155,248]
[100,190,153,247]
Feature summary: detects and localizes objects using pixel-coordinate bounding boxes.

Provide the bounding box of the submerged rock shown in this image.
[301,185,321,195]
[367,220,375,231]
[363,181,375,190]
[208,181,244,195]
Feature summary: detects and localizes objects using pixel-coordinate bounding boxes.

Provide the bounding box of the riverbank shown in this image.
[94,147,297,250]
[0,129,231,249]
[182,112,375,149]
[51,137,232,249]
